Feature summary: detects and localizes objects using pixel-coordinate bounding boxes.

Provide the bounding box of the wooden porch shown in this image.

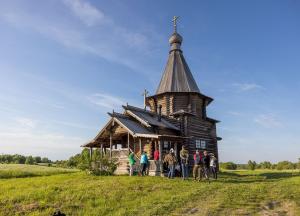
[84,132,186,176]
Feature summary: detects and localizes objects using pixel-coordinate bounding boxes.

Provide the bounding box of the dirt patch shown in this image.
[15,202,39,212]
[182,207,199,215]
[259,201,298,216]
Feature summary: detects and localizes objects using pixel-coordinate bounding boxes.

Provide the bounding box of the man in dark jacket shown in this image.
[202,150,210,180]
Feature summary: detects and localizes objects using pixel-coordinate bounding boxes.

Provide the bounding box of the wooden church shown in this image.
[82,18,221,175]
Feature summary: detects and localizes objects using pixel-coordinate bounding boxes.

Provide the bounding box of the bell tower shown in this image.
[146,17,213,121]
[146,17,220,164]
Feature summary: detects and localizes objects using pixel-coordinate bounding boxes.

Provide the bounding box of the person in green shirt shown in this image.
[128,150,136,176]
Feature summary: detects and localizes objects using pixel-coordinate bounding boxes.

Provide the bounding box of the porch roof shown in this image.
[81,134,188,148]
[123,105,180,131]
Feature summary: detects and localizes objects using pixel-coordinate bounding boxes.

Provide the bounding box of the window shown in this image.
[200,140,207,149]
[164,141,169,148]
[196,139,207,149]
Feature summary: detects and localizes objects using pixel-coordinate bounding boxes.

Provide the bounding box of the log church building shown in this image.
[82,17,221,175]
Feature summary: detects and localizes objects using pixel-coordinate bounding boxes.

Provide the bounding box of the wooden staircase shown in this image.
[112,148,130,175]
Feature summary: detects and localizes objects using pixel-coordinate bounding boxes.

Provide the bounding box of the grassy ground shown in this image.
[0,166,299,216]
[0,164,78,179]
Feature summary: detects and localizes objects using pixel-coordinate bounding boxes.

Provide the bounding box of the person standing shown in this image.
[154,148,160,172]
[210,154,218,179]
[180,146,189,180]
[193,150,201,180]
[163,148,177,178]
[140,151,148,176]
[202,150,210,180]
[128,150,136,176]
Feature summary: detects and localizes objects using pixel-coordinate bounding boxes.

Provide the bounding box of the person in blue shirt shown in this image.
[140,151,148,176]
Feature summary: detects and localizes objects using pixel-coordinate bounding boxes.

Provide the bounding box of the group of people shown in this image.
[192,149,218,181]
[128,149,149,176]
[128,146,218,180]
[163,146,218,180]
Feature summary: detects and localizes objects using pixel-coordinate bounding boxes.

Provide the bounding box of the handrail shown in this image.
[129,147,141,160]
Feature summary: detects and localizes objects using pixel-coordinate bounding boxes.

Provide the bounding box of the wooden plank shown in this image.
[110,132,112,160]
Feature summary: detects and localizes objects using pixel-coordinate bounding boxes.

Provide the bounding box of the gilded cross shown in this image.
[172,16,179,32]
[142,89,149,110]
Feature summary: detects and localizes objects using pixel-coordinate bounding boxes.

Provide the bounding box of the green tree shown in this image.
[25,156,35,165]
[12,154,26,164]
[34,156,42,163]
[260,161,272,169]
[248,160,257,170]
[41,157,50,163]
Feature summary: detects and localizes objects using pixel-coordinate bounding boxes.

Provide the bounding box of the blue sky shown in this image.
[0,0,299,163]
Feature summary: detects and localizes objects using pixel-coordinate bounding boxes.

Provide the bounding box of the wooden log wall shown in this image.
[149,93,204,118]
[147,92,219,163]
[186,116,218,163]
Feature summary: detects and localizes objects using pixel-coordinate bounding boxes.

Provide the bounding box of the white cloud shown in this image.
[254,114,282,128]
[0,1,157,74]
[233,83,263,91]
[87,93,125,109]
[14,117,36,128]
[63,0,105,26]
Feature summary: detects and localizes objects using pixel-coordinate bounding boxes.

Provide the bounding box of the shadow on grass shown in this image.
[259,172,300,179]
[219,171,300,184]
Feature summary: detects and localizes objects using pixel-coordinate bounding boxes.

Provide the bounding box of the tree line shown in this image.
[220,159,300,170]
[0,154,51,165]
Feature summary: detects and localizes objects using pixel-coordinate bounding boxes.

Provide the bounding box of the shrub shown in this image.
[276,161,296,170]
[271,164,277,169]
[220,162,237,170]
[89,156,118,176]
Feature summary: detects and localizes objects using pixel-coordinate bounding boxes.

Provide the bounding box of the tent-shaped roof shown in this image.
[156,32,200,95]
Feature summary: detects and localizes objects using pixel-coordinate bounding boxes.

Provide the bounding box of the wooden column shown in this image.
[89,147,93,160]
[110,133,112,160]
[159,139,163,176]
[127,132,130,149]
[174,142,178,157]
[100,144,103,158]
[139,138,142,154]
[89,147,93,170]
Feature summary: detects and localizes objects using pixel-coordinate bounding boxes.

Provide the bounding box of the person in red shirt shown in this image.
[154,148,160,172]
[154,149,160,161]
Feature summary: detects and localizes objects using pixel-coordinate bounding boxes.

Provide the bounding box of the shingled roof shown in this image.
[123,105,180,131]
[156,32,200,94]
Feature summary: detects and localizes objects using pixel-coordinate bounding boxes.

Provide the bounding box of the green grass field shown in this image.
[0,164,78,179]
[0,165,299,216]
